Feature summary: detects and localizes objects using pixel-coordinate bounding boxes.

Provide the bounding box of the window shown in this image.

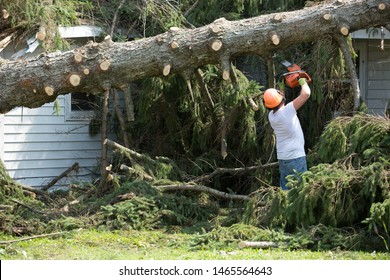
[65,92,96,121]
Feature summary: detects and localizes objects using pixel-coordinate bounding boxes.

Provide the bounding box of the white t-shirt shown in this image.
[268,102,306,160]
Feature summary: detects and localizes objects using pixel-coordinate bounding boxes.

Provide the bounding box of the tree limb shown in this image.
[105,138,156,164]
[191,162,279,184]
[238,241,279,249]
[154,183,251,201]
[0,229,82,245]
[334,34,361,112]
[10,198,46,215]
[42,162,79,191]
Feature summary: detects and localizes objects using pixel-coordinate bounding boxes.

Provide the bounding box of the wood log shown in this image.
[0,229,81,245]
[0,0,389,114]
[238,241,279,249]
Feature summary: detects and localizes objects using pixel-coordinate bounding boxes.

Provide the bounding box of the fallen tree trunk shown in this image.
[0,0,389,113]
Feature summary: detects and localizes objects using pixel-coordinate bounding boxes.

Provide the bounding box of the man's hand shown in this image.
[299,78,307,86]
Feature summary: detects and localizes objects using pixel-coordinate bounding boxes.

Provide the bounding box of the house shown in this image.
[0,26,104,189]
[352,28,390,115]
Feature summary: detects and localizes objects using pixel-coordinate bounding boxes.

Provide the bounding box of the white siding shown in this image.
[1,96,102,188]
[366,44,390,115]
[354,38,390,115]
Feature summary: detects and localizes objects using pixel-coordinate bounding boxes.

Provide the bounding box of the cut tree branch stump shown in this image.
[2,9,9,19]
[69,74,81,87]
[36,26,46,41]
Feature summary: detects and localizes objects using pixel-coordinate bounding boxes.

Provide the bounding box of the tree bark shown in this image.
[0,0,389,113]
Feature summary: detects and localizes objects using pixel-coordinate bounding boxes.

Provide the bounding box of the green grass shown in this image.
[1,229,389,260]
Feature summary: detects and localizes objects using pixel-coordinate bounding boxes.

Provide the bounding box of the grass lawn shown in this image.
[1,229,389,260]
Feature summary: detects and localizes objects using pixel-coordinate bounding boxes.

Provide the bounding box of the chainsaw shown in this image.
[276,60,312,88]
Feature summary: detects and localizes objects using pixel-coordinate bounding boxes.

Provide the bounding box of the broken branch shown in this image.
[155,183,250,201]
[238,241,279,249]
[191,162,279,184]
[0,229,82,245]
[42,162,79,191]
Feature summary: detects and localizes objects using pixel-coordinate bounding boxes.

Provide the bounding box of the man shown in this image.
[263,78,311,190]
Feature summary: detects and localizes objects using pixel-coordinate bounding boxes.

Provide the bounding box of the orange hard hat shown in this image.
[263,88,283,109]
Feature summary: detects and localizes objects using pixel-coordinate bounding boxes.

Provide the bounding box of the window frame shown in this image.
[65,93,96,122]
